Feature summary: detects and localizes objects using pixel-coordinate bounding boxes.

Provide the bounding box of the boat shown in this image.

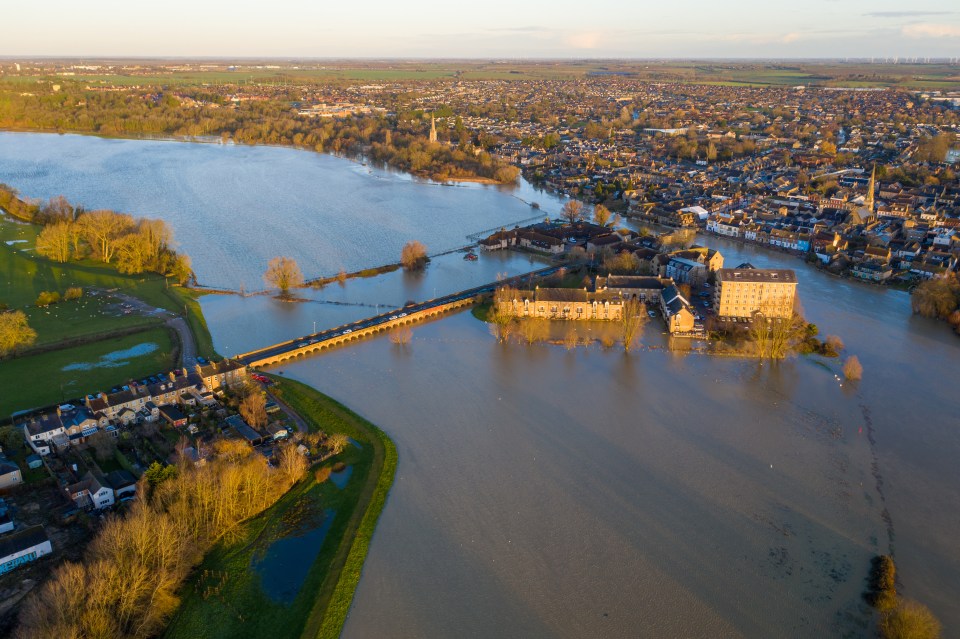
[463,252,478,261]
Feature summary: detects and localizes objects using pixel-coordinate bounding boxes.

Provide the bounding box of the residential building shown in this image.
[714,268,798,319]
[196,359,248,392]
[660,285,698,335]
[65,472,115,510]
[0,459,22,489]
[0,526,52,576]
[497,288,624,321]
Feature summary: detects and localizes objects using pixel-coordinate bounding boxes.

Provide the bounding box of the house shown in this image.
[665,257,708,286]
[714,268,798,319]
[196,359,248,392]
[660,285,698,335]
[497,288,624,321]
[0,459,22,489]
[159,405,188,428]
[0,526,52,576]
[852,261,894,282]
[65,472,115,510]
[19,411,66,456]
[105,470,137,501]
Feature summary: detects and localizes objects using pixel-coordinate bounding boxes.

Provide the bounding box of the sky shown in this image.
[4,0,960,58]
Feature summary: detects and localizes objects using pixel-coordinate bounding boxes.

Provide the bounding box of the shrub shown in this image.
[314,466,332,484]
[64,286,83,301]
[400,241,428,270]
[35,290,61,306]
[880,599,942,639]
[825,334,844,352]
[843,355,863,380]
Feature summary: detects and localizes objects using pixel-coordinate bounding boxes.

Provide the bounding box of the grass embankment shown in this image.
[163,377,397,639]
[0,327,176,416]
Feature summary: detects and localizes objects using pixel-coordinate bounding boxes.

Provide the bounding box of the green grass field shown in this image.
[163,377,397,639]
[0,327,175,416]
[0,214,216,355]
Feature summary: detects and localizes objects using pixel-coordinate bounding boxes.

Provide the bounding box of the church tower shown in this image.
[864,164,876,214]
[429,115,437,143]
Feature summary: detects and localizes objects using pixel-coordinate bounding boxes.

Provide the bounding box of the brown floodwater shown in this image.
[211,238,958,638]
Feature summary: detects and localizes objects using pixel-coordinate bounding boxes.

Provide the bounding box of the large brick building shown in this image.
[714,268,798,319]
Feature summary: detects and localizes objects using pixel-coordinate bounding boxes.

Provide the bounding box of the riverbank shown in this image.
[162,377,397,639]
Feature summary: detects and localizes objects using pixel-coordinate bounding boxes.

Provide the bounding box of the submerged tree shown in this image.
[263,256,304,296]
[620,298,648,353]
[400,240,428,270]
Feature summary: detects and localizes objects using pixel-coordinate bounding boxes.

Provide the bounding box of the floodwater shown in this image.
[252,507,337,605]
[0,132,560,289]
[2,133,958,637]
[61,341,159,371]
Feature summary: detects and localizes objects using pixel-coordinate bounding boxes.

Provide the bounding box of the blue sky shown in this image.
[5,0,960,58]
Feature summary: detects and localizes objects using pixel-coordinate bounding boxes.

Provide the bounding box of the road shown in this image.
[111,290,198,368]
[238,264,568,365]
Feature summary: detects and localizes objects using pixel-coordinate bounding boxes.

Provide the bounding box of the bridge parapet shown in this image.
[241,295,480,368]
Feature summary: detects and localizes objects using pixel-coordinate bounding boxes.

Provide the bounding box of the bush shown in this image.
[35,290,61,306]
[315,467,332,484]
[880,599,942,639]
[64,286,83,301]
[843,355,863,380]
[865,554,897,611]
[825,335,844,352]
[400,241,428,270]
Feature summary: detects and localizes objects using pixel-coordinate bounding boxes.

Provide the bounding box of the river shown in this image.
[1,133,957,637]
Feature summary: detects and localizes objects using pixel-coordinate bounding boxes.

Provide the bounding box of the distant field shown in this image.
[8,60,958,89]
[0,326,175,416]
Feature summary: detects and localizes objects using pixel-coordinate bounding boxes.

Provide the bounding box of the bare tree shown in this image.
[561,200,584,224]
[620,298,648,353]
[748,306,807,359]
[400,240,428,270]
[843,355,863,380]
[239,388,267,428]
[35,221,73,263]
[518,318,549,345]
[78,209,135,263]
[593,204,611,227]
[263,256,304,296]
[0,310,37,357]
[490,286,519,343]
[326,433,350,455]
[389,326,413,346]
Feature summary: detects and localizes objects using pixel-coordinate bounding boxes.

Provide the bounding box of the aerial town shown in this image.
[0,51,958,639]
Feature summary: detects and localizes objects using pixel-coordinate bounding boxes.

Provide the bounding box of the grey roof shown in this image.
[0,525,49,559]
[717,268,797,284]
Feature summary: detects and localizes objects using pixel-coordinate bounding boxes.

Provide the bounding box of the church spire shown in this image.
[429,115,437,143]
[865,163,875,213]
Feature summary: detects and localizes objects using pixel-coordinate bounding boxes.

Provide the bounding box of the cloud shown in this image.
[565,32,602,49]
[485,26,551,33]
[865,11,954,18]
[902,23,960,38]
[781,33,801,43]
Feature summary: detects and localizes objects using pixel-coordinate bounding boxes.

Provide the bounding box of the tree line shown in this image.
[16,440,308,639]
[0,186,192,283]
[0,83,520,184]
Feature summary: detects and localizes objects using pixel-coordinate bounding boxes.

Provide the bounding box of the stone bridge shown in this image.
[237,265,566,368]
